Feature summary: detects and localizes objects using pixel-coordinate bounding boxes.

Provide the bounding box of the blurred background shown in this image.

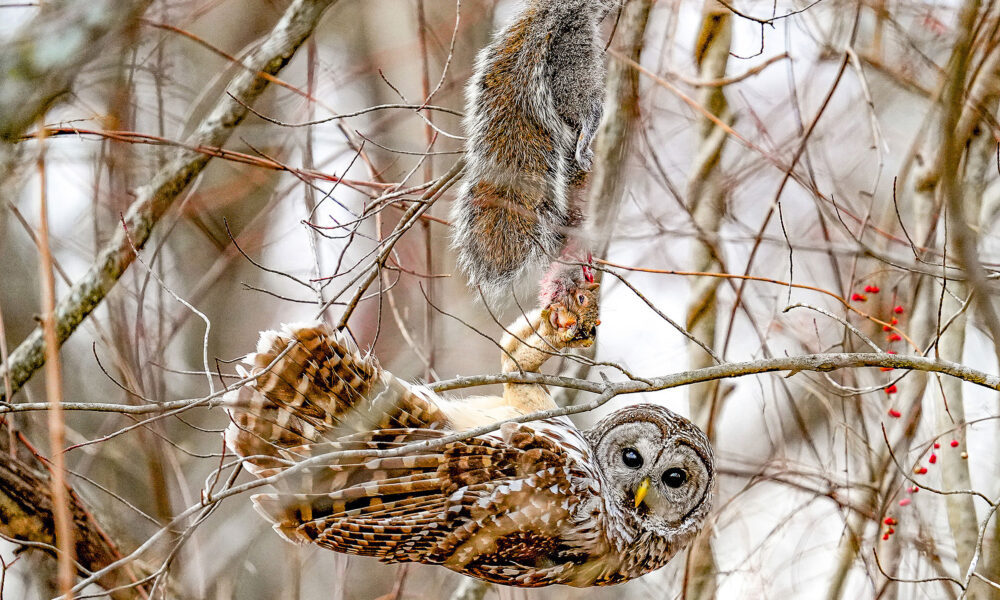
[0,0,998,598]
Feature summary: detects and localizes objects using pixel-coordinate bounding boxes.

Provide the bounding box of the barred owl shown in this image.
[224,322,714,587]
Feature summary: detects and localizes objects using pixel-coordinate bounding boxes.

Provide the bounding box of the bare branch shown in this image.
[0,0,342,403]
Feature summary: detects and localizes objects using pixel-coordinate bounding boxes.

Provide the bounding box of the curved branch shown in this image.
[0,0,153,140]
[431,352,1000,395]
[0,351,995,417]
[0,0,341,403]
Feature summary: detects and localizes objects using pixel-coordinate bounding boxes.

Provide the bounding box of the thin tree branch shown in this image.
[0,0,153,140]
[0,0,342,403]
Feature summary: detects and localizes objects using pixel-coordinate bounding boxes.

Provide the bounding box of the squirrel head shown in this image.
[539,263,601,347]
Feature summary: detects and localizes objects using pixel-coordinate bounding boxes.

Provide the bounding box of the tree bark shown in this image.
[684,3,732,598]
[0,0,153,140]
[0,437,147,599]
[0,0,342,403]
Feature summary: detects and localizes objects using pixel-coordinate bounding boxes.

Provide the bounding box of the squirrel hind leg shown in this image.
[574,97,604,172]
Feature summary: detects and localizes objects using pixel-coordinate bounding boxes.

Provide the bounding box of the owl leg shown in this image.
[497,266,600,415]
[499,292,596,376]
[497,309,569,414]
[499,311,555,375]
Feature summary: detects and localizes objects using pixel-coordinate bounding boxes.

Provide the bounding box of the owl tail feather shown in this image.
[223,322,381,478]
[224,321,453,483]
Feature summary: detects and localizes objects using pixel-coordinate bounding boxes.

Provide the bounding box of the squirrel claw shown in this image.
[575,144,594,172]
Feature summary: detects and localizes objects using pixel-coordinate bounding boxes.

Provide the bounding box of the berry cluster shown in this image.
[882,438,968,541]
[850,285,906,411]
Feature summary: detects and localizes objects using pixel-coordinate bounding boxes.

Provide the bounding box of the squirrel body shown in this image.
[452,0,619,296]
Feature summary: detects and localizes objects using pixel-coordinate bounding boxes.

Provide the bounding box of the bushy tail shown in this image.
[451,180,566,297]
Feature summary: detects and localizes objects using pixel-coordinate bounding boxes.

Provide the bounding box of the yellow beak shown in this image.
[634,477,651,508]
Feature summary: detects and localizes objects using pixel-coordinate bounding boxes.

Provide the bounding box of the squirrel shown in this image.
[451,0,621,301]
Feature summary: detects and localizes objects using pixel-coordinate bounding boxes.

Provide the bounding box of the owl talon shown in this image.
[539,262,601,347]
[542,294,599,349]
[545,302,583,343]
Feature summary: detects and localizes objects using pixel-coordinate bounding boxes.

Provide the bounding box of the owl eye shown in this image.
[662,468,688,488]
[621,448,643,469]
[577,293,587,305]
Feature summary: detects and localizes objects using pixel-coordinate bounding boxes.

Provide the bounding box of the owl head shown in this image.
[585,404,714,542]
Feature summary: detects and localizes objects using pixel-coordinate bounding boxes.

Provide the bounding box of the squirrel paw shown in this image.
[541,279,601,348]
[575,142,594,172]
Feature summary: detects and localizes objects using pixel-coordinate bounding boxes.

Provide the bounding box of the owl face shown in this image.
[586,405,714,538]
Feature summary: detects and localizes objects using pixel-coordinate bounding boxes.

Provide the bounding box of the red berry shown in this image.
[882,533,890,540]
[884,517,897,525]
[929,454,937,464]
[917,467,928,475]
[894,306,904,314]
[887,350,897,354]
[899,498,912,506]
[950,440,959,448]
[933,442,940,449]
[883,325,892,332]
[908,486,919,493]
[888,408,902,418]
[886,385,898,394]
[888,333,902,342]
[852,293,867,301]
[891,318,899,325]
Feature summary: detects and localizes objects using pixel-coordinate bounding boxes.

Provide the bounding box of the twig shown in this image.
[0,0,153,139]
[36,125,75,598]
[0,0,343,403]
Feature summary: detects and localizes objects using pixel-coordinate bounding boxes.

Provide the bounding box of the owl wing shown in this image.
[224,322,451,479]
[252,419,603,587]
[226,323,605,586]
[436,420,605,587]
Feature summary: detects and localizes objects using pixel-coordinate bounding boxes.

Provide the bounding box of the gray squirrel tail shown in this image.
[451,180,566,299]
